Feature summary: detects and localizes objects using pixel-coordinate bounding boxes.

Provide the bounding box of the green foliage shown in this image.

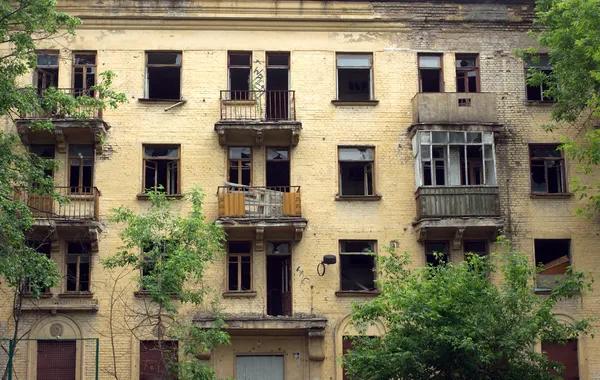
[343,237,593,380]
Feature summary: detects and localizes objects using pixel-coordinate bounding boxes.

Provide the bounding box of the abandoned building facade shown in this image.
[2,0,600,379]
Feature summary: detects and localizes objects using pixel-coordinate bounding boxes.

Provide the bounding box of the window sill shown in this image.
[134,290,180,298]
[136,193,184,200]
[138,98,186,103]
[23,292,53,299]
[331,100,379,106]
[222,291,257,298]
[58,292,94,298]
[335,195,382,202]
[534,288,553,295]
[530,192,573,199]
[335,290,381,297]
[523,100,556,106]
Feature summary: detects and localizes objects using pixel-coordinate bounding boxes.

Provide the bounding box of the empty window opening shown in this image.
[464,240,487,256]
[419,54,443,93]
[267,242,292,316]
[143,145,180,195]
[140,340,178,380]
[69,144,94,194]
[266,147,290,188]
[25,240,52,294]
[145,52,181,100]
[456,54,479,93]
[66,242,91,292]
[228,52,252,100]
[535,239,571,290]
[425,241,449,266]
[266,52,290,120]
[37,340,76,380]
[228,147,252,186]
[35,52,59,94]
[340,240,376,291]
[530,144,566,194]
[337,54,373,101]
[525,54,554,102]
[415,131,496,187]
[542,340,579,380]
[227,242,252,292]
[73,53,96,96]
[339,147,374,196]
[30,144,55,180]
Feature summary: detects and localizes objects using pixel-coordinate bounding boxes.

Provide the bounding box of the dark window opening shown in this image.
[146,52,181,100]
[228,147,252,186]
[30,144,55,181]
[339,147,374,196]
[73,53,96,96]
[140,340,179,380]
[425,241,449,267]
[530,144,566,194]
[25,240,52,294]
[464,240,487,256]
[340,240,376,291]
[266,147,290,188]
[419,54,442,93]
[337,54,372,101]
[35,53,59,95]
[266,52,290,120]
[266,248,292,316]
[542,340,579,380]
[66,242,91,292]
[69,145,93,193]
[535,239,571,290]
[525,55,554,102]
[228,52,252,100]
[143,145,180,195]
[456,54,479,93]
[37,340,76,380]
[227,242,252,292]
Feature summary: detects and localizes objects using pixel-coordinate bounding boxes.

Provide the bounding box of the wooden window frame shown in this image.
[335,52,374,101]
[144,51,182,100]
[68,144,94,194]
[524,54,555,102]
[418,53,444,93]
[226,242,253,292]
[227,146,253,186]
[72,52,97,96]
[35,51,59,93]
[529,144,567,194]
[142,144,181,195]
[455,54,480,93]
[338,146,376,197]
[339,240,377,292]
[65,242,91,293]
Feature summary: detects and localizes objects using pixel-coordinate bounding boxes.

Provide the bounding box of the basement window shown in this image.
[143,145,180,195]
[73,52,96,96]
[69,145,94,194]
[228,52,252,100]
[35,52,59,94]
[340,240,376,291]
[140,340,178,380]
[145,52,182,100]
[227,242,252,292]
[338,147,375,196]
[456,54,479,93]
[425,241,449,266]
[530,144,566,194]
[419,54,443,93]
[66,242,91,292]
[336,54,373,101]
[413,131,496,188]
[535,239,571,290]
[525,54,555,102]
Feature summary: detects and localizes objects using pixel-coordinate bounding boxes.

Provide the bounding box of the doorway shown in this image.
[266,242,292,316]
[236,355,284,380]
[37,340,76,380]
[266,53,290,120]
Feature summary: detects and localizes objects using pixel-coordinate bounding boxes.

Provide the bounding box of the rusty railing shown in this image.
[219,90,296,122]
[19,88,102,119]
[416,186,500,219]
[217,185,301,218]
[18,186,100,221]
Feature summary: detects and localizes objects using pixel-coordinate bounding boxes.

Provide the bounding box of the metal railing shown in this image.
[18,186,100,221]
[19,88,102,119]
[415,186,500,219]
[219,90,296,121]
[217,184,301,218]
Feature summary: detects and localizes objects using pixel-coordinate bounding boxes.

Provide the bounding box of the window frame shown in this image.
[65,242,91,293]
[339,240,377,292]
[227,51,252,99]
[34,51,59,93]
[524,54,554,102]
[227,146,253,186]
[425,240,450,266]
[226,241,253,292]
[529,144,567,194]
[455,54,480,93]
[142,144,181,195]
[68,144,94,194]
[144,51,182,100]
[335,52,374,101]
[418,53,444,93]
[25,240,52,294]
[72,52,97,96]
[338,146,376,197]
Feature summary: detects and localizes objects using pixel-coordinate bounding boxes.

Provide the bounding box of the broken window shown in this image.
[25,240,52,294]
[339,147,374,196]
[413,131,496,187]
[266,147,290,188]
[542,340,579,380]
[456,54,479,93]
[336,54,373,101]
[139,340,178,380]
[143,145,180,195]
[66,242,91,292]
[35,52,59,94]
[525,54,554,102]
[530,144,566,194]
[145,52,181,100]
[30,144,55,181]
[73,53,96,96]
[535,239,570,290]
[340,240,376,291]
[69,144,94,193]
[425,241,449,266]
[228,147,252,186]
[419,54,443,93]
[227,242,252,292]
[228,52,252,100]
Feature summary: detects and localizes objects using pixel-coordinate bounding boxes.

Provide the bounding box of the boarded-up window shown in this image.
[145,52,182,100]
[542,339,579,380]
[227,242,252,292]
[340,240,376,291]
[337,54,373,101]
[419,54,443,93]
[339,147,375,196]
[530,144,566,194]
[143,145,180,195]
[37,340,76,380]
[236,355,284,380]
[35,52,59,94]
[140,340,178,380]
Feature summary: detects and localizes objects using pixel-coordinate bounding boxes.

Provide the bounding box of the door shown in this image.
[37,340,76,380]
[266,53,290,120]
[267,251,292,317]
[542,339,579,380]
[236,355,284,380]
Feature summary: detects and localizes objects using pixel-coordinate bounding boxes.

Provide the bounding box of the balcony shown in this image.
[412,93,498,124]
[217,185,307,245]
[16,88,108,154]
[414,186,503,241]
[215,90,302,147]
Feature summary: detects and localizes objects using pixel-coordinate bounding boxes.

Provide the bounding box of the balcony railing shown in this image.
[219,90,296,122]
[19,88,102,119]
[416,186,500,219]
[217,185,301,218]
[412,93,498,124]
[17,186,100,221]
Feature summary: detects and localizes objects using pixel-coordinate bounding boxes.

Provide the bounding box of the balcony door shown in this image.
[267,242,292,317]
[266,53,290,120]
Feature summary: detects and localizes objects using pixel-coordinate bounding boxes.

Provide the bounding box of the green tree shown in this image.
[526,0,600,214]
[343,238,593,380]
[103,189,230,380]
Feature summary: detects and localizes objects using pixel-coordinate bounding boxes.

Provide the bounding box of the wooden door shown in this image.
[37,340,76,380]
[543,339,579,380]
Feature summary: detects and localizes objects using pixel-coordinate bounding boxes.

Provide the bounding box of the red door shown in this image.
[37,340,76,380]
[543,339,579,380]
